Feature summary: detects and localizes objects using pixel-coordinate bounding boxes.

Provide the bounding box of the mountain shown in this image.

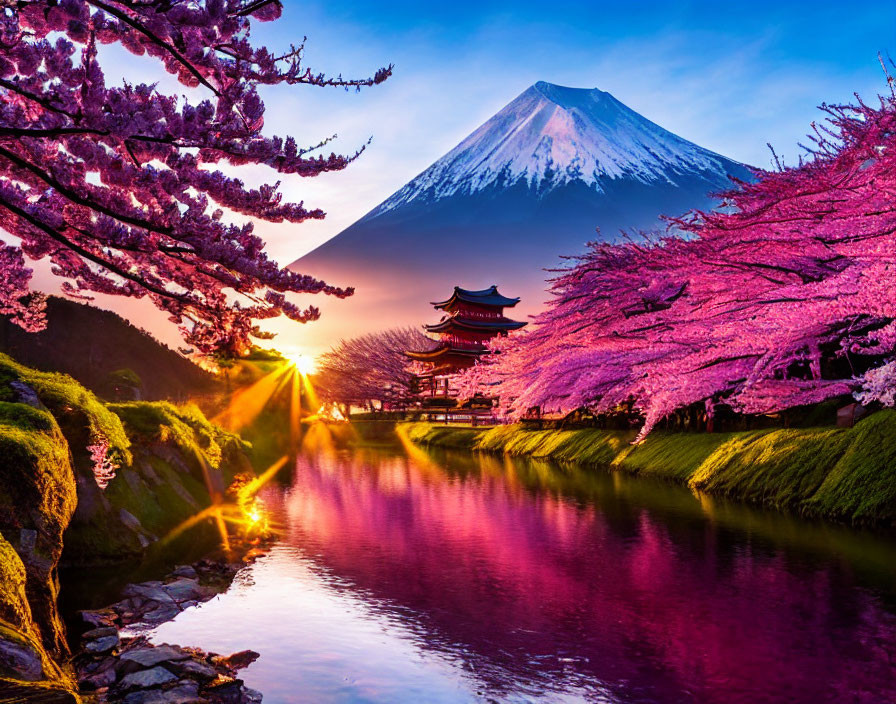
[0,296,218,400]
[292,82,752,347]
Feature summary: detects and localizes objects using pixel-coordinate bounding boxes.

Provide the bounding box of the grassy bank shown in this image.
[0,353,251,699]
[400,411,896,526]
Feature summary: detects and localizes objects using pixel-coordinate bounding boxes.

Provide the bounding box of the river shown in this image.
[147,432,896,703]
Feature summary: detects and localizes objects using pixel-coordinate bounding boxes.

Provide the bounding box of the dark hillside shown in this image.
[0,297,217,400]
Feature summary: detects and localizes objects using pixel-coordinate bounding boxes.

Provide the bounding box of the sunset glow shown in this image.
[286,351,317,376]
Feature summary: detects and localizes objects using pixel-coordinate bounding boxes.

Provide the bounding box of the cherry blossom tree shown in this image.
[316,327,435,410]
[0,0,390,355]
[87,436,117,489]
[462,83,896,440]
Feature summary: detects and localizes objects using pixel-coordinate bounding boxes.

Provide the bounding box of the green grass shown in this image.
[0,352,130,466]
[63,401,251,559]
[0,402,77,556]
[0,401,77,687]
[401,411,896,525]
[108,400,244,471]
[804,412,896,522]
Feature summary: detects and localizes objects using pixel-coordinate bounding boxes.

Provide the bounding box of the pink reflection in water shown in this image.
[262,447,896,704]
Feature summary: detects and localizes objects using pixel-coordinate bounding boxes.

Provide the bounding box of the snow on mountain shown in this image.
[371,81,741,216]
[292,82,751,352]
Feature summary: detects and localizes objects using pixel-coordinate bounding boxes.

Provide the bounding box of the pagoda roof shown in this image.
[432,285,521,310]
[424,316,527,333]
[406,345,485,362]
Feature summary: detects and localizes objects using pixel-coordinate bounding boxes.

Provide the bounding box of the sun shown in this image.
[286,351,316,375]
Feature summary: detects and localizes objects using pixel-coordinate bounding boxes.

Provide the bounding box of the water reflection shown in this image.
[153,438,896,704]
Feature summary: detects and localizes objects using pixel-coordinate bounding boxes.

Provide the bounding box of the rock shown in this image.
[214,649,260,672]
[122,682,201,704]
[9,380,46,409]
[79,608,119,628]
[137,533,153,548]
[166,658,217,681]
[79,659,118,689]
[0,634,44,681]
[141,602,181,624]
[17,528,37,557]
[171,565,198,579]
[119,645,191,669]
[0,681,78,703]
[83,626,119,640]
[161,577,208,602]
[119,508,145,533]
[203,676,244,703]
[123,583,177,605]
[243,687,264,704]
[119,665,178,689]
[84,634,120,654]
[113,596,148,614]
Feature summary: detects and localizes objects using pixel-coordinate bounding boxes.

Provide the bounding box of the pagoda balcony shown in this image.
[442,338,487,351]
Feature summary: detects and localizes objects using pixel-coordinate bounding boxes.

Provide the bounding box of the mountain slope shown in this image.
[374,81,743,212]
[293,82,752,349]
[0,297,217,400]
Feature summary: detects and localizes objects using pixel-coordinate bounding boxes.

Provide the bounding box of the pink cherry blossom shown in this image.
[461,84,896,439]
[0,1,391,355]
[87,436,117,489]
[317,327,436,410]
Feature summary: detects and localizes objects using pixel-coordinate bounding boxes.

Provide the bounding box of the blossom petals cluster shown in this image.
[316,327,436,408]
[0,0,391,355]
[463,90,896,437]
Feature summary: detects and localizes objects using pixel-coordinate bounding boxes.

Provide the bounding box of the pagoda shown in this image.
[408,285,526,399]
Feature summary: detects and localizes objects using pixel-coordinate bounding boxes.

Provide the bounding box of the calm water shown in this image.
[150,434,896,704]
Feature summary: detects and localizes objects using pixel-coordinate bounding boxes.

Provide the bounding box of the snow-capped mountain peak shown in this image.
[369,81,741,217]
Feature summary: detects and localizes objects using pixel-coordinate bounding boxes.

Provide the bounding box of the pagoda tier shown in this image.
[424,316,527,334]
[407,285,527,384]
[432,285,521,312]
[406,344,482,367]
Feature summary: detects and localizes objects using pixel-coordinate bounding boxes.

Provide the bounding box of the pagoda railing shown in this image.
[441,338,487,351]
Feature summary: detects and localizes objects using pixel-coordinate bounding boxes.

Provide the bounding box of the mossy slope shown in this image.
[0,353,247,698]
[65,401,249,562]
[0,399,77,697]
[401,411,896,525]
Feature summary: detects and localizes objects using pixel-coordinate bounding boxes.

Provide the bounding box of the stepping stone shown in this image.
[119,665,177,689]
[122,584,176,604]
[160,578,206,602]
[78,608,118,628]
[119,645,191,669]
[165,658,217,681]
[141,602,181,624]
[84,634,119,654]
[122,682,201,704]
[82,626,118,640]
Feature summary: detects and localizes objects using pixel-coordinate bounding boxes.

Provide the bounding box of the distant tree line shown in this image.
[315,327,435,412]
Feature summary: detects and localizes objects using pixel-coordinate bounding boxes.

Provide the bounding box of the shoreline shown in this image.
[74,554,268,704]
[398,410,896,528]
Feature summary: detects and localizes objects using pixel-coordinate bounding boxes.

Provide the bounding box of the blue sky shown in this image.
[239,0,895,263]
